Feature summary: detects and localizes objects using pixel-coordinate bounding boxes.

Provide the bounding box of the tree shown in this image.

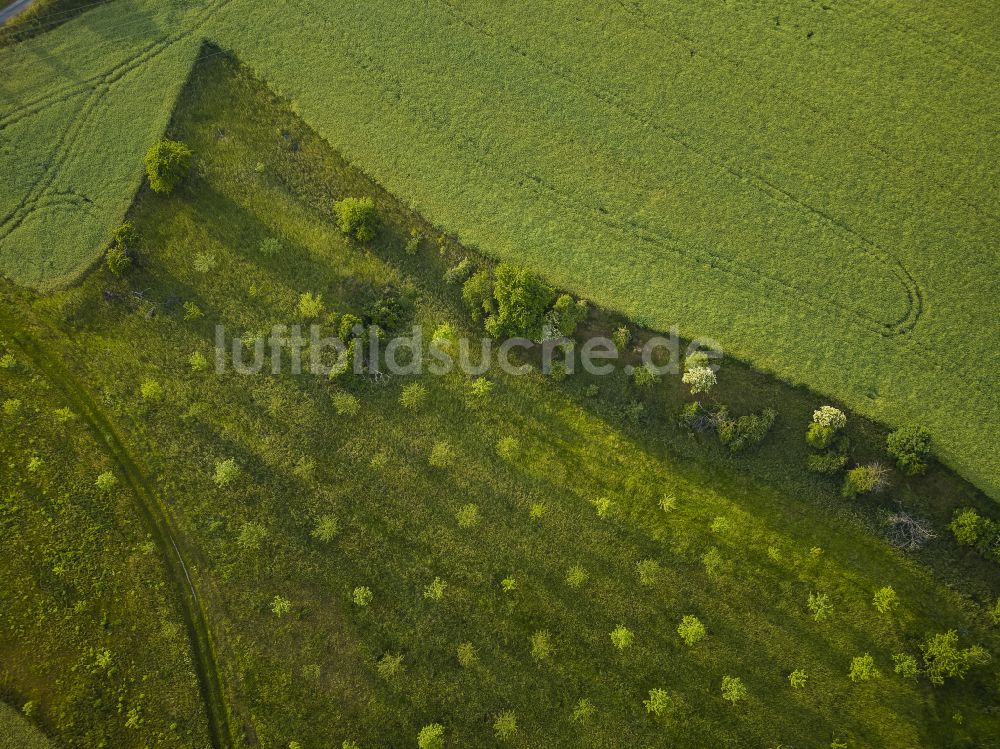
[565,564,588,588]
[812,405,847,430]
[331,391,360,417]
[462,270,495,324]
[144,139,193,193]
[886,424,932,475]
[429,441,455,468]
[720,675,747,705]
[237,522,267,552]
[632,363,660,387]
[848,653,880,682]
[872,586,898,614]
[399,382,428,410]
[643,688,670,716]
[611,326,630,352]
[140,379,163,401]
[493,711,517,741]
[487,263,554,339]
[677,615,706,646]
[610,624,634,650]
[333,196,377,241]
[377,653,404,680]
[892,653,918,679]
[682,365,716,395]
[270,595,292,617]
[417,723,445,749]
[107,244,132,276]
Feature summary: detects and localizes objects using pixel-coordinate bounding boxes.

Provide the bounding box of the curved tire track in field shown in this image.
[0,308,238,749]
[433,0,923,336]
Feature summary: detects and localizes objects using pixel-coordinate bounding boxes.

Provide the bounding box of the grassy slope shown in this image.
[0,328,210,745]
[0,0,998,500]
[0,702,53,749]
[7,52,996,748]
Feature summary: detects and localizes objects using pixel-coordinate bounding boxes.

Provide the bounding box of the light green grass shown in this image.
[0,703,53,749]
[1,0,998,500]
[5,52,996,748]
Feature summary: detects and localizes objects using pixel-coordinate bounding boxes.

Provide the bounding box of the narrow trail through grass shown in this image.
[0,305,239,749]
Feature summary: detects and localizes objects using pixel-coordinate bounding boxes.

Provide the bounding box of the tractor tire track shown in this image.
[0,306,238,749]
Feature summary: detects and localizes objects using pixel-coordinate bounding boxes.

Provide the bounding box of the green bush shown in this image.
[920,630,989,685]
[366,285,410,331]
[443,257,473,285]
[717,408,777,452]
[806,450,848,475]
[677,615,706,646]
[549,293,588,336]
[609,624,634,650]
[643,688,670,716]
[848,653,880,682]
[333,196,378,241]
[493,711,517,741]
[462,270,495,324]
[106,221,140,275]
[886,424,932,475]
[417,723,445,749]
[487,263,554,339]
[720,675,747,705]
[144,139,193,193]
[806,422,836,450]
[842,463,890,498]
[949,508,980,545]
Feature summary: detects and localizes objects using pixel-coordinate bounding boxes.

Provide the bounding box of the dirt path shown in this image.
[0,307,239,749]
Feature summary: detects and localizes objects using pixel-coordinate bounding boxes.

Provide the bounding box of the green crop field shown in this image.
[2,49,998,747]
[2,2,999,747]
[0,0,998,500]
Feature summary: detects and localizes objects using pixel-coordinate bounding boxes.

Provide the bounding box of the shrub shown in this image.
[462,270,495,324]
[990,599,1000,626]
[949,508,980,546]
[549,294,588,336]
[377,653,404,680]
[193,252,216,273]
[140,379,163,400]
[311,514,339,542]
[848,653,880,682]
[590,496,614,518]
[806,422,836,450]
[331,390,360,417]
[493,711,517,741]
[0,353,15,369]
[720,675,747,705]
[258,237,282,256]
[423,577,447,601]
[529,502,547,520]
[183,301,204,321]
[501,576,517,592]
[548,360,569,382]
[808,592,833,622]
[571,698,596,722]
[405,228,423,255]
[456,503,480,529]
[886,424,932,475]
[677,615,706,646]
[892,653,918,679]
[456,642,477,668]
[237,522,267,552]
[920,630,987,685]
[717,408,777,452]
[530,630,553,661]
[632,363,660,387]
[636,559,662,586]
[213,458,240,487]
[611,325,630,352]
[872,586,898,614]
[609,625,634,650]
[94,471,117,493]
[812,405,846,430]
[298,292,324,319]
[565,564,588,588]
[352,586,373,607]
[468,377,493,399]
[367,285,410,331]
[429,441,455,468]
[417,723,445,749]
[189,351,209,371]
[270,595,292,617]
[144,139,193,193]
[842,463,890,498]
[333,196,377,241]
[682,365,716,395]
[643,688,670,716]
[788,669,807,688]
[702,547,723,576]
[443,258,473,285]
[400,382,428,410]
[106,243,132,275]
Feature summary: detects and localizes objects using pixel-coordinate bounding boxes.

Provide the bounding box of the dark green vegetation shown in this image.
[3,51,998,748]
[1,0,999,499]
